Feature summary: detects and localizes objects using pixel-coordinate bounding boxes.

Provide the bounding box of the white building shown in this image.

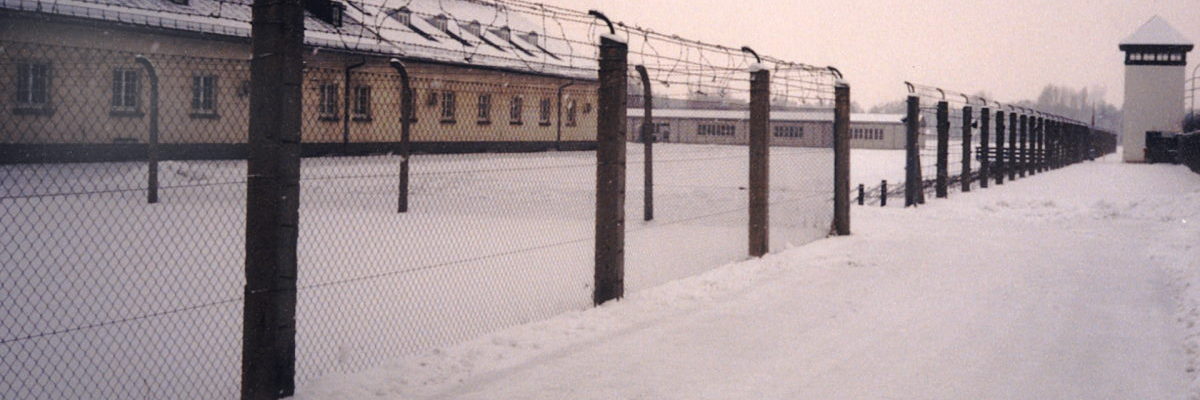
[1119,16,1194,162]
[626,109,911,150]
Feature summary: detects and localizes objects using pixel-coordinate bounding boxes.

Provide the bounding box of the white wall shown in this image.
[1122,64,1187,162]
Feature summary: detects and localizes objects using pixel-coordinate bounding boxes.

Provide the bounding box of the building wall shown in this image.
[0,15,598,161]
[626,116,906,150]
[849,122,906,149]
[1122,64,1187,162]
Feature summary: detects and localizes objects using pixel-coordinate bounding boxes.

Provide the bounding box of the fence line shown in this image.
[0,0,846,396]
[853,83,1117,207]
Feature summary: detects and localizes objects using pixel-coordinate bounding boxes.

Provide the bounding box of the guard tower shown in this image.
[1120,16,1193,162]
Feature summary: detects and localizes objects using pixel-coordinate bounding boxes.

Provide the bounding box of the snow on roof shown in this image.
[627,108,903,124]
[0,0,596,79]
[1120,16,1193,47]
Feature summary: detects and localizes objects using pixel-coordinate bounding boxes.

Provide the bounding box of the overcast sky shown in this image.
[542,0,1199,109]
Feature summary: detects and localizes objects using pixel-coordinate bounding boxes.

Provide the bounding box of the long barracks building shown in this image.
[0,0,599,163]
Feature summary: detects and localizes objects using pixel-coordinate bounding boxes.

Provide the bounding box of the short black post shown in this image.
[636,65,654,221]
[961,105,973,192]
[979,107,990,189]
[935,101,949,198]
[857,184,865,206]
[904,96,920,206]
[593,31,627,305]
[748,65,771,256]
[242,0,305,396]
[995,110,1005,185]
[880,180,888,207]
[389,59,412,213]
[135,55,159,204]
[833,81,851,235]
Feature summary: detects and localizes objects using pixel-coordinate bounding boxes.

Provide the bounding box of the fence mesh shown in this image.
[1,41,248,399]
[291,70,600,382]
[1,0,842,395]
[620,29,838,289]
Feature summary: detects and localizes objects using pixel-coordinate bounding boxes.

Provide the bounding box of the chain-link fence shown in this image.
[290,70,602,382]
[1,41,248,399]
[1,0,847,396]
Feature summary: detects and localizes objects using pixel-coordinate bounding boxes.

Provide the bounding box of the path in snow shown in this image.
[297,154,1200,399]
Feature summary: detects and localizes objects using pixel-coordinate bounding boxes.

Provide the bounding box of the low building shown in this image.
[0,0,599,163]
[626,109,911,150]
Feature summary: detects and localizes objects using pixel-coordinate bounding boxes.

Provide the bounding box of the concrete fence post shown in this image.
[1032,114,1041,171]
[1051,120,1060,169]
[995,110,1005,185]
[979,107,990,189]
[1028,116,1038,176]
[636,65,654,221]
[935,101,949,198]
[905,96,921,206]
[961,105,973,192]
[593,32,628,305]
[389,59,412,213]
[242,0,305,396]
[1008,112,1017,181]
[134,55,159,204]
[1018,113,1028,178]
[833,81,851,235]
[748,65,771,256]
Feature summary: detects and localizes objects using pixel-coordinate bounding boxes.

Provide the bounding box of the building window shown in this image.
[426,90,439,108]
[509,95,523,125]
[440,91,456,123]
[352,85,371,121]
[773,125,803,138]
[401,88,417,122]
[698,124,735,136]
[565,99,577,126]
[318,82,338,121]
[191,75,218,117]
[538,97,551,126]
[388,7,411,25]
[464,21,482,37]
[15,62,50,112]
[477,93,492,124]
[430,14,448,31]
[111,69,140,114]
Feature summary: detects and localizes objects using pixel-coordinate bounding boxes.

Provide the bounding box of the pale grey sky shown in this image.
[545,0,1199,109]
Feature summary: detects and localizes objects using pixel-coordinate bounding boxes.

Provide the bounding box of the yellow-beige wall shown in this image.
[0,15,598,147]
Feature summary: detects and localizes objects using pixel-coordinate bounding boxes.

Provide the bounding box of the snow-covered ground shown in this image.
[295,152,1200,399]
[0,143,833,398]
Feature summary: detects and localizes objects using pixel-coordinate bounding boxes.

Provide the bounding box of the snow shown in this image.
[599,33,627,45]
[294,153,1200,399]
[748,62,767,72]
[1120,16,1194,46]
[0,143,830,398]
